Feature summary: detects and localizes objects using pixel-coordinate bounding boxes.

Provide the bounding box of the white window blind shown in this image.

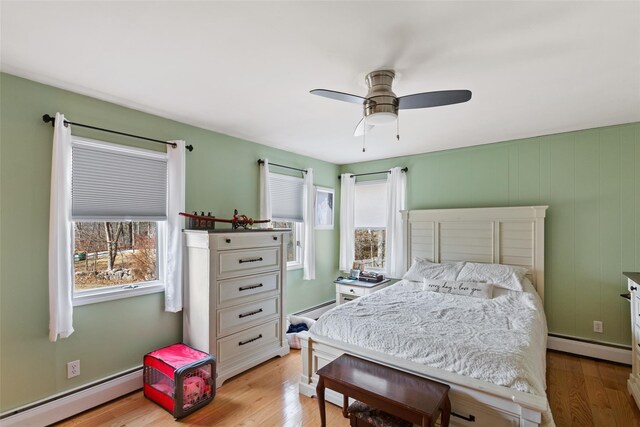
[354,180,387,228]
[71,137,168,221]
[269,172,304,222]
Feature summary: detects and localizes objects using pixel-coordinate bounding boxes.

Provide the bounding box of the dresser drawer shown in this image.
[217,319,281,365]
[218,272,279,307]
[217,247,280,278]
[337,284,367,297]
[215,233,283,251]
[218,296,279,337]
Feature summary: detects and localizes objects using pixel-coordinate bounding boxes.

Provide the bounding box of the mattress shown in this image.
[310,279,553,424]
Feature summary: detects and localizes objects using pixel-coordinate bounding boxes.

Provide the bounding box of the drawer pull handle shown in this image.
[239,257,263,264]
[239,283,263,292]
[273,236,278,240]
[225,238,231,243]
[239,334,263,346]
[632,286,637,291]
[239,308,263,318]
[349,289,355,293]
[452,412,476,422]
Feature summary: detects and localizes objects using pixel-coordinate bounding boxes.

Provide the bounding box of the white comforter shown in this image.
[310,280,553,425]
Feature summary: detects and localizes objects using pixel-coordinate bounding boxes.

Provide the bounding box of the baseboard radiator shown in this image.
[0,367,142,427]
[292,300,336,320]
[547,334,631,365]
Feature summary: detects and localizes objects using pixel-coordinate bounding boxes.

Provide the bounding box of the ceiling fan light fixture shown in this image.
[366,111,397,125]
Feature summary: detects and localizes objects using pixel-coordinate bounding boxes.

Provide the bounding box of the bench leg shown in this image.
[316,377,326,427]
[343,394,349,418]
[440,396,451,427]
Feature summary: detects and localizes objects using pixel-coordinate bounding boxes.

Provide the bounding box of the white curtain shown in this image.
[339,173,356,272]
[302,168,316,280]
[164,140,186,312]
[385,167,407,278]
[49,112,74,342]
[259,159,272,228]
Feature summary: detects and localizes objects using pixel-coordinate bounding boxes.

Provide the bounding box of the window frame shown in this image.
[272,219,303,270]
[354,227,387,272]
[354,179,388,273]
[69,136,167,306]
[268,171,306,270]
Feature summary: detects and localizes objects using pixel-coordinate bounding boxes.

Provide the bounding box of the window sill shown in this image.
[73,282,165,306]
[287,263,304,271]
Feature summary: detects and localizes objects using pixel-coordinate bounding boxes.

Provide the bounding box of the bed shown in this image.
[298,206,552,427]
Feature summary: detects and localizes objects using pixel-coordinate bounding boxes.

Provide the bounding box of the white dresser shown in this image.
[183,229,290,387]
[627,272,640,408]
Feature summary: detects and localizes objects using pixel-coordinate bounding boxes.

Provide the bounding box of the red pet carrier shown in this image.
[143,343,216,418]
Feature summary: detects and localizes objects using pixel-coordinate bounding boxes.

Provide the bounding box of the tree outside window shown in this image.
[73,221,158,291]
[354,228,386,270]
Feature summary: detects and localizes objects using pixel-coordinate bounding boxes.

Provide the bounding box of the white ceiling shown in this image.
[2,1,639,164]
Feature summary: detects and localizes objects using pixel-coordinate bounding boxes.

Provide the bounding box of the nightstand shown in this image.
[334,279,391,305]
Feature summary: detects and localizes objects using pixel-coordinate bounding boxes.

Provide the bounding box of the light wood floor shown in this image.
[56,350,640,427]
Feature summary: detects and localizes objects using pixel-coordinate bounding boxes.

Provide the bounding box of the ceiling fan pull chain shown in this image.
[362,117,367,152]
[396,115,400,142]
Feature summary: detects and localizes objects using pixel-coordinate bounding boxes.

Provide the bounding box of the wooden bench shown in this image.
[316,353,451,427]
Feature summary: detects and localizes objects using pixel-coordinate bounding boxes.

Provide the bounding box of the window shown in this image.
[73,221,160,291]
[269,172,304,269]
[71,137,168,304]
[354,180,388,271]
[271,221,303,269]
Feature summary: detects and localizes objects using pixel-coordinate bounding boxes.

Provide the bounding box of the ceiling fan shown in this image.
[310,70,472,137]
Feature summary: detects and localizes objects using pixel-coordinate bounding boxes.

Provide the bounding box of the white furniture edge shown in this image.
[627,276,640,410]
[299,205,550,427]
[547,335,631,365]
[0,368,141,427]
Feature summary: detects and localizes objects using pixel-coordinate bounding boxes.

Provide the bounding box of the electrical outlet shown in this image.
[67,360,80,378]
[593,320,603,333]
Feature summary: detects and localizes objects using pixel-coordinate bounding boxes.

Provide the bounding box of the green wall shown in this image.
[342,124,640,346]
[0,73,339,412]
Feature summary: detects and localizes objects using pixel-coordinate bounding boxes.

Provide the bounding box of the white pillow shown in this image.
[423,278,493,299]
[402,257,464,282]
[456,262,528,292]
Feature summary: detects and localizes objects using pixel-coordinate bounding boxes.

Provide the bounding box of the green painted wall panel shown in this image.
[620,128,636,277]
[547,135,577,336]
[343,123,640,346]
[0,73,338,412]
[573,132,600,340]
[598,128,623,343]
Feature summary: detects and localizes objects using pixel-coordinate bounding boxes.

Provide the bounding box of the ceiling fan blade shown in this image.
[354,117,375,136]
[310,89,366,105]
[398,90,472,110]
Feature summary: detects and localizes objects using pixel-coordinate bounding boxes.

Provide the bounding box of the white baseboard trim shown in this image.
[547,335,631,365]
[292,300,336,320]
[0,368,142,427]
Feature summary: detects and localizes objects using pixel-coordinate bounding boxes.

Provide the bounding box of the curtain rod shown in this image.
[42,114,194,152]
[338,167,408,179]
[257,159,307,174]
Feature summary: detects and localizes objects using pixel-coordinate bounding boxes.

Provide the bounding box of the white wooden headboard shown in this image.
[401,206,548,300]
